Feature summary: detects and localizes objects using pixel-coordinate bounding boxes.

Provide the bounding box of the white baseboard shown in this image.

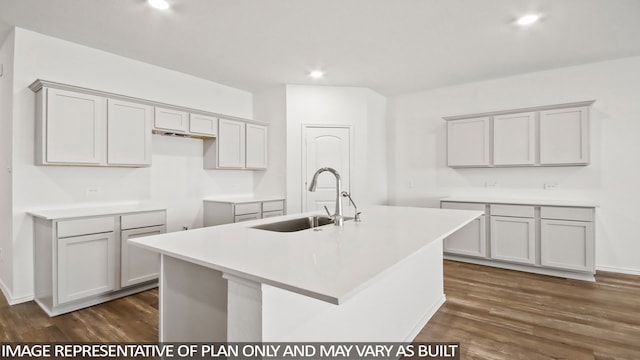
[0,277,11,304]
[596,265,640,276]
[444,255,595,282]
[9,293,34,305]
[0,277,34,305]
[404,294,446,342]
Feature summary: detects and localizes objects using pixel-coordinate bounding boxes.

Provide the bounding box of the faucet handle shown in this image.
[354,211,362,222]
[323,205,333,218]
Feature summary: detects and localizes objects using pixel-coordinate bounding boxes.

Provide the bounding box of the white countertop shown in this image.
[203,195,285,204]
[27,203,166,220]
[131,205,481,305]
[441,196,597,207]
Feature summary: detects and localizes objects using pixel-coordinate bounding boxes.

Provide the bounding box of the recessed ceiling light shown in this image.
[309,70,325,79]
[516,14,540,26]
[148,0,170,10]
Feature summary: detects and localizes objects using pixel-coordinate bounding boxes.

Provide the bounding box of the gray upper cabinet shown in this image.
[107,99,153,166]
[32,81,150,167]
[154,107,189,134]
[189,113,218,136]
[446,116,490,167]
[493,112,536,166]
[245,123,268,169]
[218,118,246,169]
[203,119,268,170]
[539,106,589,165]
[36,87,107,165]
[31,79,265,169]
[445,100,594,168]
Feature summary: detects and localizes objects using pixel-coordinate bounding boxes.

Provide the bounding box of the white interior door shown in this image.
[303,126,351,212]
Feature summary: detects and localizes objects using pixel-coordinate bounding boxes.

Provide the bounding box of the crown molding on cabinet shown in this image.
[28,79,267,126]
[443,100,596,121]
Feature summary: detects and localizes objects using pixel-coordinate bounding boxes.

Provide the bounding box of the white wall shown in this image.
[0,30,15,300]
[285,85,388,214]
[253,86,287,199]
[9,28,255,301]
[388,56,640,274]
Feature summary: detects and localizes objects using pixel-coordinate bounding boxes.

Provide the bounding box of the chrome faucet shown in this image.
[341,191,361,222]
[308,167,344,226]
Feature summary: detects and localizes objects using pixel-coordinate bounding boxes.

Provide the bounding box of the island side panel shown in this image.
[261,240,445,342]
[224,274,263,342]
[159,255,228,342]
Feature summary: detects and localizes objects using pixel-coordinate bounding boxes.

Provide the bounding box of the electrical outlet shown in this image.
[85,186,101,197]
[544,183,559,190]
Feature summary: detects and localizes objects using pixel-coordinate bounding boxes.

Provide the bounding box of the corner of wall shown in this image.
[0,27,15,300]
[252,86,287,199]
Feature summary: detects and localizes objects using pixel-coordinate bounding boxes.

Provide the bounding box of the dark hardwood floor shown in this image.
[1,261,639,359]
[416,261,640,360]
[0,289,158,342]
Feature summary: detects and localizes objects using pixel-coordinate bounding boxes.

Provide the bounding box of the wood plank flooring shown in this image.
[416,261,640,360]
[1,261,638,359]
[0,289,158,342]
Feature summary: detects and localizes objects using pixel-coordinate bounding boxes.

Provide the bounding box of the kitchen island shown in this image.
[131,205,480,342]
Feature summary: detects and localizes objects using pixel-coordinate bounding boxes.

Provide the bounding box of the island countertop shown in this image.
[131,205,480,304]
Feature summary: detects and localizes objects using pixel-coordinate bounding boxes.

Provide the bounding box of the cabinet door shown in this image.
[107,99,152,166]
[539,106,589,165]
[189,113,217,136]
[490,216,536,265]
[447,117,491,167]
[541,219,594,272]
[57,232,116,304]
[121,225,165,287]
[45,88,107,164]
[493,112,536,166]
[246,124,268,169]
[444,215,487,257]
[154,107,189,133]
[218,119,246,168]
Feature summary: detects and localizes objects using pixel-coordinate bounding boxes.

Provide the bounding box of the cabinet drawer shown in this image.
[234,202,261,215]
[490,204,534,218]
[441,202,485,213]
[262,200,284,212]
[57,217,114,238]
[235,213,260,222]
[121,211,166,230]
[262,210,284,218]
[541,206,594,222]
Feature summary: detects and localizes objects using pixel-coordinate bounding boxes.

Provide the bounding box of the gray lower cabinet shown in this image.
[489,204,536,265]
[540,206,595,272]
[490,215,536,265]
[57,231,116,304]
[32,209,166,316]
[120,211,166,287]
[441,199,595,279]
[204,199,285,226]
[441,202,487,257]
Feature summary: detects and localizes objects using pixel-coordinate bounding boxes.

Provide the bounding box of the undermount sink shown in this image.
[251,215,352,233]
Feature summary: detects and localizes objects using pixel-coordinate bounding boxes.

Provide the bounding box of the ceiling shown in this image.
[0,0,639,96]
